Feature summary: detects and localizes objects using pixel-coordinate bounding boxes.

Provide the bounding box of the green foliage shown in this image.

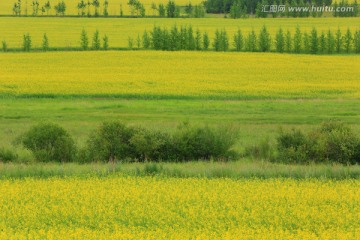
[344,28,353,53]
[276,121,360,165]
[195,29,202,50]
[142,31,151,49]
[258,25,271,52]
[158,3,165,17]
[277,128,311,164]
[130,127,172,161]
[173,123,238,161]
[42,33,49,51]
[293,26,302,53]
[319,31,326,53]
[0,147,18,163]
[92,30,101,50]
[2,40,7,52]
[84,121,238,162]
[203,32,210,50]
[275,28,285,53]
[21,122,76,163]
[54,0,66,16]
[103,34,109,50]
[327,29,335,54]
[128,37,134,50]
[355,30,360,53]
[86,121,135,162]
[213,29,229,51]
[335,28,342,53]
[166,1,179,18]
[23,33,31,52]
[285,30,292,53]
[245,29,257,52]
[233,29,243,52]
[80,29,89,50]
[303,32,310,53]
[310,27,319,54]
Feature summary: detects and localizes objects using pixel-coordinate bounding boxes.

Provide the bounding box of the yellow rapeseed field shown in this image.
[0,177,359,239]
[0,17,358,48]
[1,51,360,99]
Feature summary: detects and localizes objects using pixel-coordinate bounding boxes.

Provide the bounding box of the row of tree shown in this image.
[1,30,108,52]
[13,0,65,16]
[12,0,206,18]
[130,25,360,54]
[3,26,359,54]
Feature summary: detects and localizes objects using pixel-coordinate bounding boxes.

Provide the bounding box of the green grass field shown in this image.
[0,17,359,48]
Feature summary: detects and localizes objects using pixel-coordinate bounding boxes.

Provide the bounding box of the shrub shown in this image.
[0,147,18,163]
[130,127,173,162]
[21,123,76,162]
[172,123,238,161]
[276,121,360,165]
[277,128,311,164]
[86,122,135,162]
[313,121,360,164]
[2,40,7,52]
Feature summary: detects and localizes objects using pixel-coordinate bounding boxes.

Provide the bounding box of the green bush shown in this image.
[276,121,360,165]
[130,127,173,162]
[84,122,238,162]
[173,123,238,161]
[277,128,312,164]
[21,123,76,162]
[313,121,360,164]
[0,147,18,163]
[86,121,135,162]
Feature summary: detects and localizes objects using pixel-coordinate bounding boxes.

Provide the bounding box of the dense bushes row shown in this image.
[2,121,360,165]
[245,121,360,164]
[134,25,360,54]
[6,122,238,163]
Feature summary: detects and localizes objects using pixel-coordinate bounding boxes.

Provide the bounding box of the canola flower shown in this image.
[0,51,360,99]
[0,176,359,239]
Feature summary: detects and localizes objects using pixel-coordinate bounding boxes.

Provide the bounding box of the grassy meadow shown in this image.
[0,17,359,49]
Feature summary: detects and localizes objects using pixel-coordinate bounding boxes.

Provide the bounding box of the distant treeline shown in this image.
[10,0,360,18]
[206,0,359,18]
[131,25,360,54]
[2,26,360,54]
[11,0,206,18]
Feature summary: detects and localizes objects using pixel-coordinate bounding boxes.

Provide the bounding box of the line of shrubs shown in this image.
[1,122,238,163]
[245,121,360,165]
[2,121,360,165]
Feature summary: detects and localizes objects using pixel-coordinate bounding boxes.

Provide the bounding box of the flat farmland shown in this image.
[1,51,360,99]
[0,17,359,48]
[0,177,359,239]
